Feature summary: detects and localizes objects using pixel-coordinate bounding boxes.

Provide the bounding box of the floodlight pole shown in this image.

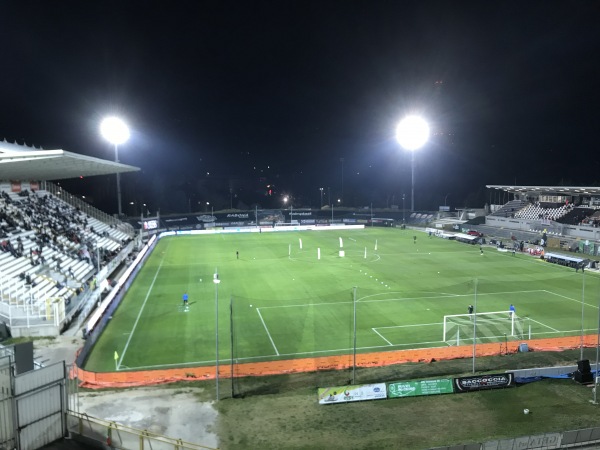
[115,144,122,217]
[230,295,234,399]
[581,269,586,360]
[396,116,429,213]
[472,279,478,374]
[352,286,357,385]
[592,295,600,405]
[402,194,406,224]
[410,151,415,212]
[214,276,221,401]
[101,117,129,218]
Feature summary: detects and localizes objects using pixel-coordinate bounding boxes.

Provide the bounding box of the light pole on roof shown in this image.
[100,117,130,217]
[396,115,429,212]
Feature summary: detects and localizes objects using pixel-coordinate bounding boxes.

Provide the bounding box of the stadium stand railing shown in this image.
[44,180,135,235]
[490,199,529,217]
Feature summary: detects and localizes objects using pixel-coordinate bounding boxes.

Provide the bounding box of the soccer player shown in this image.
[468,304,474,315]
[182,292,188,306]
[236,250,239,259]
[509,304,515,319]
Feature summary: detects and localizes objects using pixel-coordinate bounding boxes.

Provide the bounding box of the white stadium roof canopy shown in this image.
[0,140,139,181]
[487,185,600,196]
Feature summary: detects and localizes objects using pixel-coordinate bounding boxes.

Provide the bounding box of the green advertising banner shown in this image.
[388,378,454,398]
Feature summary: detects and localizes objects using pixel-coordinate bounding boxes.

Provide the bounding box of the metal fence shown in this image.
[430,428,600,449]
[67,411,217,450]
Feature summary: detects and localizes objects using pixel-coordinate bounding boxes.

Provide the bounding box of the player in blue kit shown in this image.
[183,292,188,306]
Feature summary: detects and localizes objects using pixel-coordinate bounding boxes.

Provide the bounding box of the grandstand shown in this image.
[460,185,600,257]
[0,140,139,337]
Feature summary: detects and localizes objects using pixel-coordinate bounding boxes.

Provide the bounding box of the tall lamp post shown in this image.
[396,116,429,212]
[100,117,130,217]
[319,187,324,208]
[402,193,406,224]
[214,274,221,401]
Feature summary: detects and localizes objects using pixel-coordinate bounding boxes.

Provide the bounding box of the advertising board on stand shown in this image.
[453,373,515,393]
[318,383,387,404]
[388,378,454,398]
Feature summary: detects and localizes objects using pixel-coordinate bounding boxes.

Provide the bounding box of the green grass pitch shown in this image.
[83,228,600,372]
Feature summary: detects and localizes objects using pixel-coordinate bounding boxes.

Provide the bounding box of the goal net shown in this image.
[443,310,525,345]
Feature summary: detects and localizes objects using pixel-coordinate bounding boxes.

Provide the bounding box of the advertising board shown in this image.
[453,373,515,393]
[388,378,454,398]
[318,383,386,404]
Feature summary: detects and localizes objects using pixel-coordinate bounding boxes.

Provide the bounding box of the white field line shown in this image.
[128,324,594,371]
[123,285,575,370]
[289,251,381,263]
[258,290,546,310]
[377,322,442,329]
[126,340,452,370]
[117,258,165,370]
[372,328,393,345]
[528,317,560,332]
[256,307,280,355]
[543,290,600,309]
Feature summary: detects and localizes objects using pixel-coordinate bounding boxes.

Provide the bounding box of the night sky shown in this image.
[1,1,599,214]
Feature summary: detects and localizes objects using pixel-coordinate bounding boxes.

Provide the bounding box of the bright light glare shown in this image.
[396,116,429,151]
[100,117,130,145]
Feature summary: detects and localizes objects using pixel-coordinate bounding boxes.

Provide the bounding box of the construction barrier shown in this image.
[73,335,597,389]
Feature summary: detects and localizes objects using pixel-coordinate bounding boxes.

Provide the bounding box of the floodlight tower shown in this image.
[100,117,130,217]
[396,116,429,212]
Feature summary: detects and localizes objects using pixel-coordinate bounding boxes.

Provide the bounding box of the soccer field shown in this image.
[83,228,600,372]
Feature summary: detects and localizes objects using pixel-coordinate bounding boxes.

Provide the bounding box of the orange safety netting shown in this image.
[73,335,596,389]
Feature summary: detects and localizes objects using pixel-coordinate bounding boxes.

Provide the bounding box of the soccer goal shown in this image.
[443,310,525,345]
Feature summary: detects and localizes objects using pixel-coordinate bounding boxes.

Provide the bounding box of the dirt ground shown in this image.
[35,335,219,449]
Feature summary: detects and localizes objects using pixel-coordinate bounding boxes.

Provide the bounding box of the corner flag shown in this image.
[114,351,119,361]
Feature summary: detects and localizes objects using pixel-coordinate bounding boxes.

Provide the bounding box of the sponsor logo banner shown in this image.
[453,373,515,393]
[318,383,387,405]
[388,378,454,398]
[196,215,215,223]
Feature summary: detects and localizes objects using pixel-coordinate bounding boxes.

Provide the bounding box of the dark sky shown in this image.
[1,1,599,213]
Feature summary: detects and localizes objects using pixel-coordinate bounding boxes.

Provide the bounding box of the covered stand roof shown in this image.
[486,185,600,196]
[0,140,139,181]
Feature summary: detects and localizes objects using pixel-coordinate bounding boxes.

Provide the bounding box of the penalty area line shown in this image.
[372,328,393,346]
[528,317,560,332]
[257,307,280,355]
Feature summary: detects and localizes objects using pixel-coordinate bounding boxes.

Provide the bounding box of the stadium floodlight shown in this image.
[396,115,429,212]
[100,117,130,217]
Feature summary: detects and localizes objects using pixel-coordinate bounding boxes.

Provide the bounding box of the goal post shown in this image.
[443,310,525,344]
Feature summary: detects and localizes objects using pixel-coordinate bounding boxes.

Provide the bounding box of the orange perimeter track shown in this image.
[75,335,596,389]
